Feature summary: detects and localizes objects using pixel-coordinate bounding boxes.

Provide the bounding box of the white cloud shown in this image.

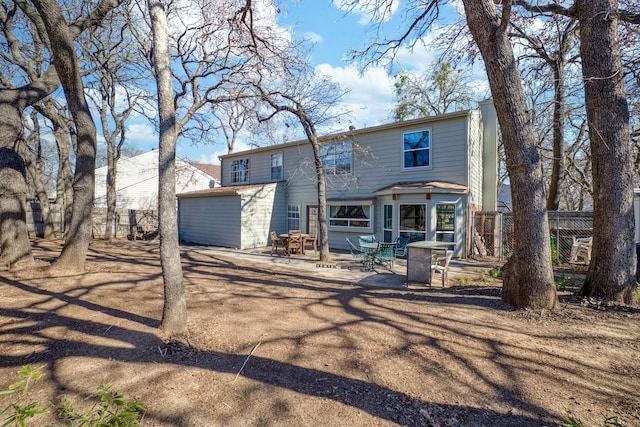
[316,63,395,127]
[304,31,323,44]
[127,123,158,146]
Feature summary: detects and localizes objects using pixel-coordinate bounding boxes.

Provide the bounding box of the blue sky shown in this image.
[118,1,488,165]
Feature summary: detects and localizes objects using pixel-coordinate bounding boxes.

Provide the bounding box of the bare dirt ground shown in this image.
[1,239,639,427]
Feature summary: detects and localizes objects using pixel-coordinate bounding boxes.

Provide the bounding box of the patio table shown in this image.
[406,241,453,284]
[280,233,309,255]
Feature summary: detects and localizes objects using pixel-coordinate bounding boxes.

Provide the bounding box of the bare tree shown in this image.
[509,15,580,210]
[513,0,639,304]
[30,0,125,272]
[84,10,148,239]
[393,60,473,120]
[254,69,348,263]
[147,0,187,341]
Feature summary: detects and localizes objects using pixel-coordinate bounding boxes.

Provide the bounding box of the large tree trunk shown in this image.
[33,0,97,271]
[105,145,117,240]
[308,134,331,262]
[546,62,567,211]
[462,0,557,309]
[149,0,188,341]
[578,0,638,304]
[0,103,35,267]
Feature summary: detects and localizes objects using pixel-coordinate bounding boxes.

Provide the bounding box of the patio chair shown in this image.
[270,231,283,256]
[394,236,410,257]
[374,242,397,270]
[430,250,453,288]
[357,235,377,245]
[346,237,367,266]
[569,236,592,264]
[304,232,318,254]
[284,230,303,256]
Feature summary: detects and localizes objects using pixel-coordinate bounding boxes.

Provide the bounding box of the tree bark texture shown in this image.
[33,0,97,271]
[577,0,638,304]
[462,0,558,309]
[149,0,188,341]
[309,134,331,262]
[0,103,34,267]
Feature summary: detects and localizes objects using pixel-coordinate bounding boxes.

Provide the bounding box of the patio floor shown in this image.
[185,245,503,289]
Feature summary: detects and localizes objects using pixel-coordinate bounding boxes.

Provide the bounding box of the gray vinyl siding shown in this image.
[179,195,241,247]
[239,183,287,248]
[467,110,483,209]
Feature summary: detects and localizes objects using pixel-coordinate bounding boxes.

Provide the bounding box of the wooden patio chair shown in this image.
[304,232,318,254]
[284,230,303,256]
[270,231,283,256]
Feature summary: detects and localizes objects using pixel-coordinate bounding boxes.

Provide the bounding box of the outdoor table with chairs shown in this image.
[347,236,398,271]
[278,230,309,256]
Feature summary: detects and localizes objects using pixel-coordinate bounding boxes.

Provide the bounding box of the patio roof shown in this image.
[372,181,468,196]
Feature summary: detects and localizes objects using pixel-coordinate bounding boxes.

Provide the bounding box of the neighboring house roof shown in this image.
[189,163,221,184]
[373,181,468,196]
[95,150,218,210]
[177,183,274,198]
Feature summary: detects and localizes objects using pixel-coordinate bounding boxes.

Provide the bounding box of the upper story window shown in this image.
[403,130,430,169]
[231,158,249,183]
[321,141,351,174]
[271,153,283,181]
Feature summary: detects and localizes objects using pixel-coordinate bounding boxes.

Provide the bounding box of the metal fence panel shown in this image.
[472,211,593,264]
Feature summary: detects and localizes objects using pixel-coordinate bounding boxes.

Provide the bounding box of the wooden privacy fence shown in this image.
[472,210,593,264]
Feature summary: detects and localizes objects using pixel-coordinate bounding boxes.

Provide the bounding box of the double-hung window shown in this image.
[271,153,283,181]
[403,130,430,169]
[231,158,249,183]
[287,205,300,230]
[321,141,352,174]
[328,203,371,230]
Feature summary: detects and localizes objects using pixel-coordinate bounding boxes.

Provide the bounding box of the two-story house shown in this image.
[177,100,498,258]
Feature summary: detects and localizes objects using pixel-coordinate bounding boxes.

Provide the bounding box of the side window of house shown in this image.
[328,204,371,229]
[399,204,426,242]
[383,204,393,242]
[403,130,430,169]
[231,158,249,183]
[271,153,283,181]
[287,205,300,230]
[320,141,352,174]
[436,204,455,242]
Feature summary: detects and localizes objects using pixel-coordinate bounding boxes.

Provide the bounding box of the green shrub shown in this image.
[0,365,49,427]
[57,384,146,427]
[1,365,145,427]
[555,275,571,291]
[489,265,503,279]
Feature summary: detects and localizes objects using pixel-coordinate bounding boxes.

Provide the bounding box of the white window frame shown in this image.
[271,153,283,181]
[435,203,456,243]
[328,201,373,231]
[402,129,431,170]
[320,141,352,174]
[399,203,426,242]
[231,158,249,183]
[287,205,300,231]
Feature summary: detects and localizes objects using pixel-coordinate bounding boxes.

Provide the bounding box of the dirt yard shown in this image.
[1,239,639,427]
